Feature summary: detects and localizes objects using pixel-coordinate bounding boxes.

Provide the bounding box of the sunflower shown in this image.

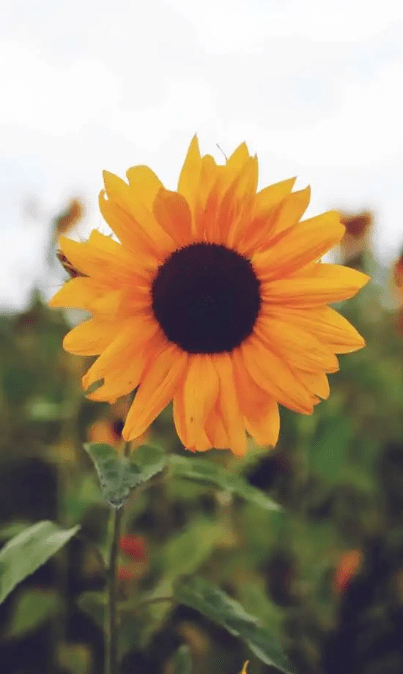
[50,137,369,456]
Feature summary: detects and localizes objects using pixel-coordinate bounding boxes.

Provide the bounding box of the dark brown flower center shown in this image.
[151,242,261,354]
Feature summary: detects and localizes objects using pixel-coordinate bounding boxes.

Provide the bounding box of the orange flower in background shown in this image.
[394,251,403,291]
[50,137,369,455]
[54,198,85,240]
[333,549,363,593]
[339,211,372,264]
[88,419,119,447]
[88,418,149,450]
[391,252,403,336]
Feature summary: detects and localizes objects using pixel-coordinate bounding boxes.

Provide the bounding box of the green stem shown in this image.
[105,505,123,674]
[105,441,131,674]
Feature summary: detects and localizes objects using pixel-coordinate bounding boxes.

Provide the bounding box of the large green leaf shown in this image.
[170,455,281,511]
[5,588,61,639]
[175,576,294,674]
[0,521,79,605]
[84,443,167,508]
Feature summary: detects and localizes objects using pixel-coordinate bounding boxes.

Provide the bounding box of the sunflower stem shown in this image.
[105,441,131,674]
[105,504,123,674]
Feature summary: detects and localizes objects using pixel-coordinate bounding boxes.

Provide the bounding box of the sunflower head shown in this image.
[50,136,369,456]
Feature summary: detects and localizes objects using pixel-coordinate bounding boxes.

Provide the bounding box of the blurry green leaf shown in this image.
[78,592,105,629]
[84,443,166,508]
[309,417,353,482]
[6,589,61,639]
[118,614,144,657]
[27,399,73,421]
[170,456,281,511]
[175,576,293,674]
[57,642,92,674]
[163,518,226,579]
[137,518,225,647]
[173,644,193,674]
[237,578,286,637]
[60,473,104,527]
[0,521,79,605]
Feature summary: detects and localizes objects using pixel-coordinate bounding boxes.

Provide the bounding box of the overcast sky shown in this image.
[1,0,403,311]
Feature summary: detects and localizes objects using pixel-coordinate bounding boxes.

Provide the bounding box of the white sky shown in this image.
[1,0,403,310]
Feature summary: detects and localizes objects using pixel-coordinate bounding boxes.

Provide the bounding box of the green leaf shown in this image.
[78,592,105,629]
[27,398,73,421]
[163,518,226,579]
[309,417,352,482]
[84,443,166,508]
[5,589,61,639]
[57,643,93,674]
[175,576,293,674]
[0,521,79,605]
[170,455,281,511]
[172,645,193,674]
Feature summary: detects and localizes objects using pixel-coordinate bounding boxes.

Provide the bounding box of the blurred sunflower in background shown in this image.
[339,211,372,268]
[50,137,369,455]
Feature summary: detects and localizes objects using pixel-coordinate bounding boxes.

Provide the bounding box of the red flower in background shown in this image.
[119,534,148,561]
[333,549,363,593]
[116,534,149,583]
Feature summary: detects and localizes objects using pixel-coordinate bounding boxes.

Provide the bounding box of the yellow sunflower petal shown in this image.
[49,277,105,310]
[255,315,339,373]
[205,403,230,449]
[237,178,297,256]
[178,135,202,228]
[58,235,143,285]
[63,318,117,356]
[126,165,162,208]
[225,160,259,246]
[153,188,192,247]
[261,264,370,307]
[194,145,257,243]
[241,336,314,414]
[197,154,218,203]
[182,354,220,448]
[82,316,159,396]
[296,369,330,400]
[103,170,174,255]
[226,142,250,169]
[173,384,190,448]
[252,211,345,281]
[272,186,311,236]
[214,354,247,456]
[232,349,280,447]
[173,386,212,451]
[265,305,365,354]
[123,343,188,441]
[99,190,160,266]
[255,178,296,214]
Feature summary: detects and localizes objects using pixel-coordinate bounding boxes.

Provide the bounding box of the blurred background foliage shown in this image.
[1,205,403,674]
